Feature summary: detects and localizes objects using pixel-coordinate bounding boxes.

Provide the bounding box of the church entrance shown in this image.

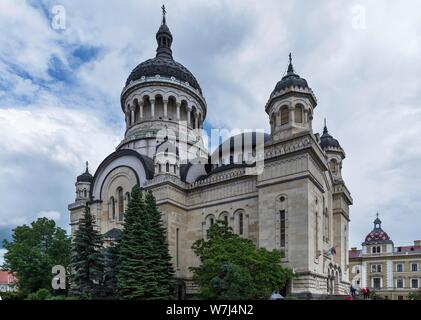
[176,281,186,300]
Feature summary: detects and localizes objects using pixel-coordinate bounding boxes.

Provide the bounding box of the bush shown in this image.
[0,291,26,300]
[26,288,51,300]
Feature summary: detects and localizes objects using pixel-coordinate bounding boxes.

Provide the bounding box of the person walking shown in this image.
[362,287,367,300]
[350,285,356,298]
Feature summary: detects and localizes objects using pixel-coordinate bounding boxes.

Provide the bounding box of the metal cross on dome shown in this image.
[161,4,167,24]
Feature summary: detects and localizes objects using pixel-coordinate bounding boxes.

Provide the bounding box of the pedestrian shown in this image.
[350,285,356,298]
[362,287,367,300]
[366,288,371,299]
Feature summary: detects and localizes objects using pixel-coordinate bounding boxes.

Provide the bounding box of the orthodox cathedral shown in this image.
[69,8,353,297]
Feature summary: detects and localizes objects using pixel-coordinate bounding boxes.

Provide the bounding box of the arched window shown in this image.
[330,159,337,174]
[280,107,289,125]
[271,113,277,132]
[118,187,124,221]
[295,105,303,123]
[158,164,162,173]
[219,212,229,226]
[83,189,87,198]
[125,192,130,211]
[110,196,115,220]
[239,212,244,235]
[166,162,170,173]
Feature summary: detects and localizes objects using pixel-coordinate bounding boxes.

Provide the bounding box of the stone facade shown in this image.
[69,11,353,297]
[349,216,421,300]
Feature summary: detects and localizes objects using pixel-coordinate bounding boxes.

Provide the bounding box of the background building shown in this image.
[69,8,352,298]
[349,214,421,300]
[0,270,16,293]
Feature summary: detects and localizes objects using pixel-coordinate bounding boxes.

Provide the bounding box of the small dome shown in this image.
[272,54,309,94]
[320,125,341,150]
[77,162,93,183]
[363,214,392,244]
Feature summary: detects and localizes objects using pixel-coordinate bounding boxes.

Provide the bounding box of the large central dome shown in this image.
[126,57,202,94]
[125,11,202,94]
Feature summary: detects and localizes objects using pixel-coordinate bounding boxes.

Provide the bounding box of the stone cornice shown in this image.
[333,182,353,205]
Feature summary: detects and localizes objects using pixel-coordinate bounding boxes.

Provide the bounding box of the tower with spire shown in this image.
[265,53,317,141]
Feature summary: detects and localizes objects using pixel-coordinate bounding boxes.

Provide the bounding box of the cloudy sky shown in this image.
[1,0,421,264]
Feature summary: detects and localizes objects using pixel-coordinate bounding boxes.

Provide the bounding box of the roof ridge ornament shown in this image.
[323,118,328,134]
[161,4,166,25]
[156,5,173,59]
[287,52,295,74]
[85,161,89,174]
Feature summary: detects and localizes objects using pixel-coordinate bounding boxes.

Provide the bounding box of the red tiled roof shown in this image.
[349,250,362,258]
[395,245,421,253]
[0,270,16,284]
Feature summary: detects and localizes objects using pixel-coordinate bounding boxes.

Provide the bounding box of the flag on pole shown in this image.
[329,246,336,256]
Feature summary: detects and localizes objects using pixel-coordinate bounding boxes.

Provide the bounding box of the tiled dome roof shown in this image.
[363,215,392,244]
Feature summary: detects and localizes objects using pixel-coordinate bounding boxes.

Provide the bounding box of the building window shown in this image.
[397,263,403,272]
[411,263,419,272]
[166,162,170,173]
[280,210,286,247]
[371,264,382,273]
[118,187,124,221]
[210,218,214,226]
[176,228,179,269]
[372,246,381,254]
[83,189,87,198]
[280,107,289,125]
[411,279,419,289]
[373,278,381,289]
[110,196,115,220]
[396,278,404,289]
[294,105,303,123]
[239,212,243,235]
[398,296,404,300]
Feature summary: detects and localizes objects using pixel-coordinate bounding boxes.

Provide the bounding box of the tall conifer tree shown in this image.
[145,190,175,299]
[117,185,149,299]
[70,207,104,299]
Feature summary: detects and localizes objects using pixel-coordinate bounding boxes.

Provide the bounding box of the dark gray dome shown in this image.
[272,56,309,94]
[320,125,341,150]
[77,162,93,183]
[125,12,202,94]
[273,73,309,93]
[126,57,202,94]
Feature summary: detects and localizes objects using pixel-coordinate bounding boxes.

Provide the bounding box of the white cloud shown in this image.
[0,248,6,266]
[36,210,62,221]
[0,0,421,248]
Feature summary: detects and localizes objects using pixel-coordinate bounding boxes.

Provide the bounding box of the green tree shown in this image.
[144,190,175,298]
[69,207,104,299]
[102,242,119,298]
[117,186,175,299]
[190,221,294,300]
[117,185,148,299]
[2,218,71,295]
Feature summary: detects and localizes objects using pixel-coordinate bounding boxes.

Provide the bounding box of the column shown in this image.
[289,106,295,125]
[176,102,181,121]
[139,101,144,120]
[163,99,168,119]
[130,105,135,126]
[194,114,198,129]
[187,107,191,127]
[150,99,155,119]
[199,113,203,128]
